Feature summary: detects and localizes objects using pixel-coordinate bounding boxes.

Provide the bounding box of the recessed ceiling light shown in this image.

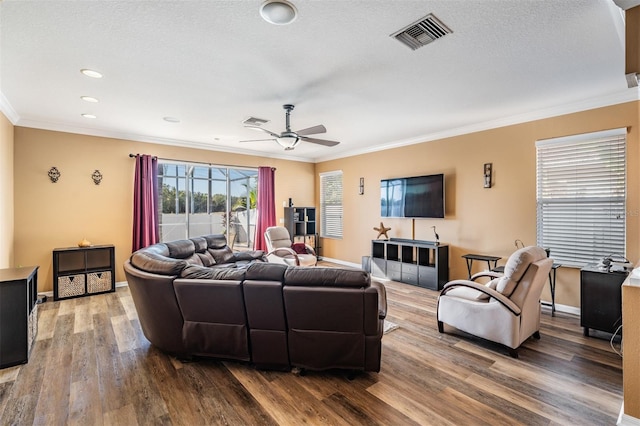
[260,0,297,25]
[81,69,103,78]
[163,117,181,123]
[80,96,99,103]
[81,113,97,119]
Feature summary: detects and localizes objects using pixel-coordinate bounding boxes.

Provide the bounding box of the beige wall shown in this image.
[316,101,640,309]
[13,127,315,291]
[0,112,14,268]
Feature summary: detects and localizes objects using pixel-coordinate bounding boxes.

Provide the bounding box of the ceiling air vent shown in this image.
[243,116,270,126]
[391,14,452,51]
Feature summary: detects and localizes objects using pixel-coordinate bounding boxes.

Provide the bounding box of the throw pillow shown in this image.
[291,243,307,254]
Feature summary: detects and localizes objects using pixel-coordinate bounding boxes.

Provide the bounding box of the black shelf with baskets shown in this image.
[53,245,115,300]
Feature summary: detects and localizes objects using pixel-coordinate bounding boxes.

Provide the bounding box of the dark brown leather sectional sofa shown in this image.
[123,234,387,373]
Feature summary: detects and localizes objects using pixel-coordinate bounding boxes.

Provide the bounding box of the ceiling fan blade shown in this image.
[245,126,280,138]
[299,136,340,147]
[295,124,326,136]
[239,138,276,143]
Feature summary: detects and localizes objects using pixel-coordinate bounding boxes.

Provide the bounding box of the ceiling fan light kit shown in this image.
[260,0,298,25]
[276,135,299,149]
[241,103,340,151]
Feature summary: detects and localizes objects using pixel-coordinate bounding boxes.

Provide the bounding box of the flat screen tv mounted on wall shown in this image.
[380,174,445,218]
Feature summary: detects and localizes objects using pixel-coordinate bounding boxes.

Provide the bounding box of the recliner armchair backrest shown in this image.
[265,226,293,251]
[495,246,548,297]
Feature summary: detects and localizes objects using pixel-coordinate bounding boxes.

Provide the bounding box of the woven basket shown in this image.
[88,271,112,293]
[58,274,85,298]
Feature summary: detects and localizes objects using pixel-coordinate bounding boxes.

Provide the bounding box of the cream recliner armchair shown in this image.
[264,226,317,267]
[437,246,552,357]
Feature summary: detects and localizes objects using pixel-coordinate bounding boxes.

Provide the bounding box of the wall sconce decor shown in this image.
[91,169,103,185]
[48,167,61,183]
[359,177,365,195]
[483,163,492,188]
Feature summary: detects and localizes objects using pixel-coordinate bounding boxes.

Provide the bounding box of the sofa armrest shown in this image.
[304,244,316,256]
[266,248,300,265]
[370,280,387,319]
[441,280,521,316]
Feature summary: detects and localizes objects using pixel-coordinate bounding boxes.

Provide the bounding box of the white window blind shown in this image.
[320,170,343,239]
[536,128,626,267]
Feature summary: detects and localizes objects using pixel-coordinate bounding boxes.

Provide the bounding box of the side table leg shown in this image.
[552,268,557,316]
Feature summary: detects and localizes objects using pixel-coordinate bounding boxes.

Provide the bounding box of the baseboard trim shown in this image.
[618,404,640,426]
[319,257,361,269]
[541,301,580,316]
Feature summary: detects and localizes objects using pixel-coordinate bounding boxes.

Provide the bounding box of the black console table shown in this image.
[580,265,629,337]
[0,266,39,369]
[462,253,502,278]
[371,239,448,290]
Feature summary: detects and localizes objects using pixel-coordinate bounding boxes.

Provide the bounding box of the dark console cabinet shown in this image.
[0,266,38,369]
[53,245,115,300]
[580,265,629,336]
[371,239,448,290]
[284,207,319,255]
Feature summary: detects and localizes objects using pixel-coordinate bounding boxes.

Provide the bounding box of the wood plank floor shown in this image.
[0,268,622,425]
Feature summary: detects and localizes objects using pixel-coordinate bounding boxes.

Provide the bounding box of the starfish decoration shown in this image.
[374,222,391,239]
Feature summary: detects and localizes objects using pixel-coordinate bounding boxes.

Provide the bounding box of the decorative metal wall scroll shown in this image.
[48,167,61,183]
[91,170,103,185]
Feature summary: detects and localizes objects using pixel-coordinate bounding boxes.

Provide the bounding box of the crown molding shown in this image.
[6,86,639,164]
[313,87,640,163]
[14,118,314,163]
[0,91,19,124]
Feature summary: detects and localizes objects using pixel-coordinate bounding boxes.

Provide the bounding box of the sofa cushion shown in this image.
[180,264,246,280]
[234,250,265,261]
[197,251,216,267]
[130,250,188,276]
[165,240,196,259]
[284,267,370,288]
[209,246,236,264]
[246,262,288,281]
[190,237,208,253]
[184,254,204,266]
[203,234,229,249]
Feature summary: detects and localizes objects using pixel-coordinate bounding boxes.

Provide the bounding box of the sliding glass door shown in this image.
[158,162,258,249]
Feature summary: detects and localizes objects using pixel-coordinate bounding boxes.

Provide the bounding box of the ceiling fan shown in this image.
[240,104,340,150]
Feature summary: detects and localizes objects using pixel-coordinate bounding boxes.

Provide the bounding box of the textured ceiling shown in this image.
[0,0,638,162]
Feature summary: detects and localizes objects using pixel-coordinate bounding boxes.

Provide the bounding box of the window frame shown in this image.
[320,170,343,240]
[535,128,627,267]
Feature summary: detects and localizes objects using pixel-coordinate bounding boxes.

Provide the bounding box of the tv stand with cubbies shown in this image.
[371,238,448,290]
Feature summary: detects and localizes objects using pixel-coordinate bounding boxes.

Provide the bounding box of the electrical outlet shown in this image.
[279,218,284,223]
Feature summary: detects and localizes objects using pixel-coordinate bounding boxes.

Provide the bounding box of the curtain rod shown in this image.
[128,153,275,170]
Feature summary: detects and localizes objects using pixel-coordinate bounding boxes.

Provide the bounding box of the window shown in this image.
[536,128,626,266]
[320,170,343,239]
[158,162,258,248]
